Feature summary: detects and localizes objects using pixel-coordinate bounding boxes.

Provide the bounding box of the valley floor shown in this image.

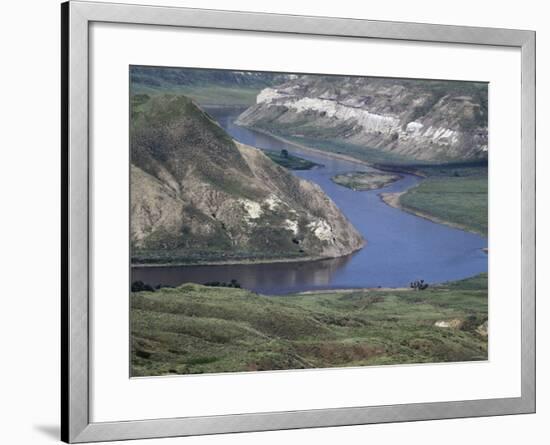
[231,126,488,237]
[131,274,488,376]
[381,176,488,236]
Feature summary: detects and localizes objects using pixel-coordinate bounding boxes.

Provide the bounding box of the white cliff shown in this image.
[237,76,488,162]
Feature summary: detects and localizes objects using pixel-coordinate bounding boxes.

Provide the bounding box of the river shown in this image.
[132,107,488,294]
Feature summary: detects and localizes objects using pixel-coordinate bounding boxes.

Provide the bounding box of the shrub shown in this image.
[410,279,429,291]
[204,279,242,288]
[131,280,155,292]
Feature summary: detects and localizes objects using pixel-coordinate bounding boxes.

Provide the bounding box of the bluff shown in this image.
[130,94,363,264]
[236,76,488,162]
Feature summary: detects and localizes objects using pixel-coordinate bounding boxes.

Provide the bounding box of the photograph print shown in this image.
[129,66,489,377]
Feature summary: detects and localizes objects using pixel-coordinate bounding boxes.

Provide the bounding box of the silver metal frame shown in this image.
[61,1,536,442]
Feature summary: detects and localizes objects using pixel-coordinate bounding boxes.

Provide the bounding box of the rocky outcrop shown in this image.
[130,94,363,264]
[236,76,488,162]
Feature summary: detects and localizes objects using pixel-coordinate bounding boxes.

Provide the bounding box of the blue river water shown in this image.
[133,108,487,294]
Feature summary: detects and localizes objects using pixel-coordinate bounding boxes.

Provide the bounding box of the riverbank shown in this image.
[131,273,488,376]
[234,125,434,183]
[380,176,488,236]
[131,250,355,268]
[380,191,481,235]
[235,125,482,234]
[245,126,376,168]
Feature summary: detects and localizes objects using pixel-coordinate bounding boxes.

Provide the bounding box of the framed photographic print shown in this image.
[61,1,535,442]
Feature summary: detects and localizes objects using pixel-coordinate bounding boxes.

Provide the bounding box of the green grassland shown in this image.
[372,160,488,236]
[373,159,488,178]
[131,274,488,376]
[131,84,261,106]
[399,176,488,236]
[129,66,285,106]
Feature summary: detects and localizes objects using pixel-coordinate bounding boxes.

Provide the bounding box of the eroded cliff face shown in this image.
[130,94,363,264]
[236,76,488,162]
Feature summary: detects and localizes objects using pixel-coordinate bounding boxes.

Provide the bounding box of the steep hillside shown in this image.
[130,94,363,264]
[236,76,488,162]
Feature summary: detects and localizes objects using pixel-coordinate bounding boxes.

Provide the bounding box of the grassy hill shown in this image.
[131,274,488,376]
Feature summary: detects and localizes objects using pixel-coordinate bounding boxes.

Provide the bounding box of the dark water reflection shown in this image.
[134,254,355,295]
[133,107,488,295]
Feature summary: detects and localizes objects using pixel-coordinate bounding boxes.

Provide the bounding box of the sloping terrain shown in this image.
[131,274,488,376]
[237,76,488,162]
[130,94,363,264]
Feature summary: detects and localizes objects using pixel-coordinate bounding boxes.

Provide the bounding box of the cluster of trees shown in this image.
[131,279,243,292]
[131,280,155,292]
[131,281,173,292]
[204,279,241,288]
[410,279,429,291]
